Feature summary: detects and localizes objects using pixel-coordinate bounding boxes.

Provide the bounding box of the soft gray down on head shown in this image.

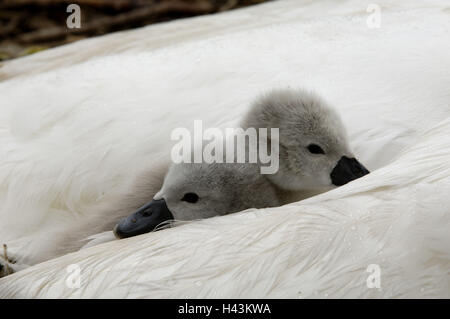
[242,89,354,190]
[154,162,280,221]
[114,89,370,239]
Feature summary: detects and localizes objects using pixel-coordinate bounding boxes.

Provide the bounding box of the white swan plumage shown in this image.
[1,0,450,297]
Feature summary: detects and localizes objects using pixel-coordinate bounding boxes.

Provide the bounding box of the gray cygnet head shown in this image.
[114,161,278,238]
[242,89,369,190]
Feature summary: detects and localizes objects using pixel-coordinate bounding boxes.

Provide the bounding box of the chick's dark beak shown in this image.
[330,156,370,186]
[113,198,174,239]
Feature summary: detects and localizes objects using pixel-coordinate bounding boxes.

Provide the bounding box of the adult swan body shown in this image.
[1,0,450,297]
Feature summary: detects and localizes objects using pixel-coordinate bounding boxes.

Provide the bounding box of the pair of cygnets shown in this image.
[0,89,369,277]
[114,89,369,239]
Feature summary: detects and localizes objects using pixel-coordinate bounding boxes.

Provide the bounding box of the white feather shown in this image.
[0,0,449,297]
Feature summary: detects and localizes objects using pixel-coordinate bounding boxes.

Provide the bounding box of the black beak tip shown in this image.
[331,156,370,186]
[113,198,174,240]
[113,223,125,239]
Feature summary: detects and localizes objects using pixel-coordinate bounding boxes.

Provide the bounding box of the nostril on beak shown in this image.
[142,209,152,217]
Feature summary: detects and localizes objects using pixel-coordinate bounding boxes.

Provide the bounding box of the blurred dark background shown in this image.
[0,0,272,61]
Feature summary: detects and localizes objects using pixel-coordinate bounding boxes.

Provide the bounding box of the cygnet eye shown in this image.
[181,192,199,203]
[307,144,325,155]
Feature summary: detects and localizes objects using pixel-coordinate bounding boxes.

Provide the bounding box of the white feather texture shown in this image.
[0,0,450,297]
